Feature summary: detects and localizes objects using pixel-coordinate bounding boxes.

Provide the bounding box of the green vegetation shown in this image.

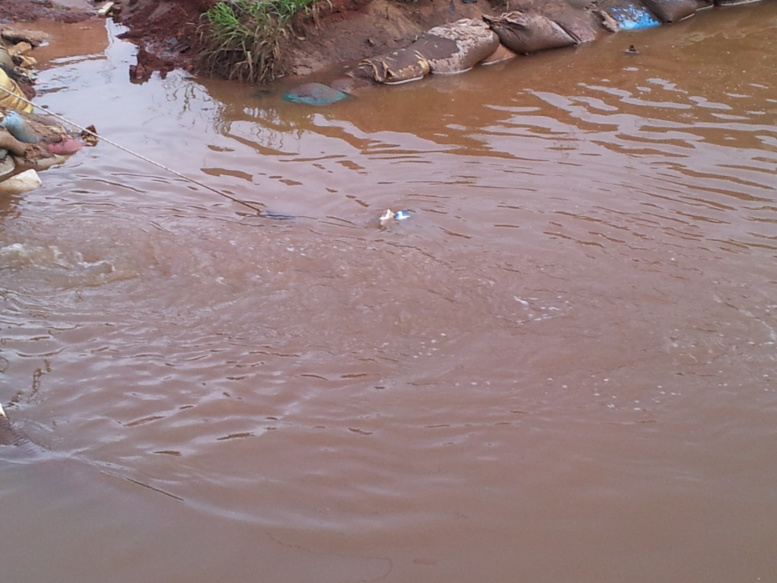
[197,0,318,83]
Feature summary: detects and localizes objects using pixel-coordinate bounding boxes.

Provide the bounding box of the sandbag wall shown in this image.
[350,0,764,84]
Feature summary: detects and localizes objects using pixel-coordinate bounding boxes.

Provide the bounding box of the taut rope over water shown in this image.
[0,86,268,216]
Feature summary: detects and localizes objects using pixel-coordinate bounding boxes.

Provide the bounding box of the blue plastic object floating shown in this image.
[281,82,348,106]
[607,5,661,30]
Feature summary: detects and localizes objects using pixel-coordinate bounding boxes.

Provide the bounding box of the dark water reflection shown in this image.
[1,5,776,583]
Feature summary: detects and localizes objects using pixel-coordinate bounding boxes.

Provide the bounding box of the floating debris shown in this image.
[379,209,411,228]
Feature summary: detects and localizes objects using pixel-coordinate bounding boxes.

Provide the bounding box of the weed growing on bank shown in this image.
[197,0,317,83]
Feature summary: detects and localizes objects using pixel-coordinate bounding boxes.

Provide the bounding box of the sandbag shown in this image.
[483,11,577,54]
[481,43,519,65]
[0,152,15,181]
[0,45,14,69]
[0,168,42,194]
[0,68,32,113]
[0,107,93,181]
[641,0,698,21]
[412,19,500,74]
[515,0,607,43]
[1,110,40,143]
[0,127,28,156]
[548,10,603,43]
[352,47,431,84]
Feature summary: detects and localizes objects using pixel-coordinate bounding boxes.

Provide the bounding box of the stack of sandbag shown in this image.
[483,11,578,54]
[0,107,97,192]
[352,19,499,84]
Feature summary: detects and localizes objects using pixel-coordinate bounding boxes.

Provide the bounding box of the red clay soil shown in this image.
[0,0,505,82]
[0,0,93,23]
[113,0,505,81]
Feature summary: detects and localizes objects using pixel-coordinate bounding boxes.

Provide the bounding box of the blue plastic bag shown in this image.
[281,83,348,106]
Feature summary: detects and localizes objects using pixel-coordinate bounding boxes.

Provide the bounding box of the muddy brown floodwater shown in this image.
[1,5,776,583]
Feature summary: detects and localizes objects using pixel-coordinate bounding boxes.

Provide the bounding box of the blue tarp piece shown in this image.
[607,4,662,29]
[282,82,349,106]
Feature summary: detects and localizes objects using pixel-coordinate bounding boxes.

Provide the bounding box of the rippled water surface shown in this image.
[1,5,776,582]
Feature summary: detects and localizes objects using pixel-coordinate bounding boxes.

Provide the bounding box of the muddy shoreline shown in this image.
[0,0,772,84]
[0,0,576,83]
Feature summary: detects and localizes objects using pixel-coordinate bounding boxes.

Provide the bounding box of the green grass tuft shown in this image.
[197,0,318,83]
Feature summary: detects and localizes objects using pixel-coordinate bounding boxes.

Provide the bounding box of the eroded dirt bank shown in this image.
[2,0,512,80]
[114,0,511,80]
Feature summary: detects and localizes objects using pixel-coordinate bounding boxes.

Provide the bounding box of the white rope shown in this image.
[0,85,267,215]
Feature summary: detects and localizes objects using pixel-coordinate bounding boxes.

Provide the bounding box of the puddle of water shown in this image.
[1,5,776,583]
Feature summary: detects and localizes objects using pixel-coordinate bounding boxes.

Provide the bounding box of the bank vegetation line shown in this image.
[0,85,269,216]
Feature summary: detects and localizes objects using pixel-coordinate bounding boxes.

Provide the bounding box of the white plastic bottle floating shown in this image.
[379,209,411,228]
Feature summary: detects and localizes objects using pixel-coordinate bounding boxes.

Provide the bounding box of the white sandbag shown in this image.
[0,168,41,194]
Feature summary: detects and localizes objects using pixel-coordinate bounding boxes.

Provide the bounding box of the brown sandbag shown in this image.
[641,0,698,21]
[352,47,431,84]
[481,43,519,65]
[484,11,577,54]
[511,0,608,43]
[0,127,28,156]
[412,19,500,74]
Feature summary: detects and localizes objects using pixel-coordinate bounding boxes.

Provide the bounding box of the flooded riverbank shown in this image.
[1,4,776,582]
